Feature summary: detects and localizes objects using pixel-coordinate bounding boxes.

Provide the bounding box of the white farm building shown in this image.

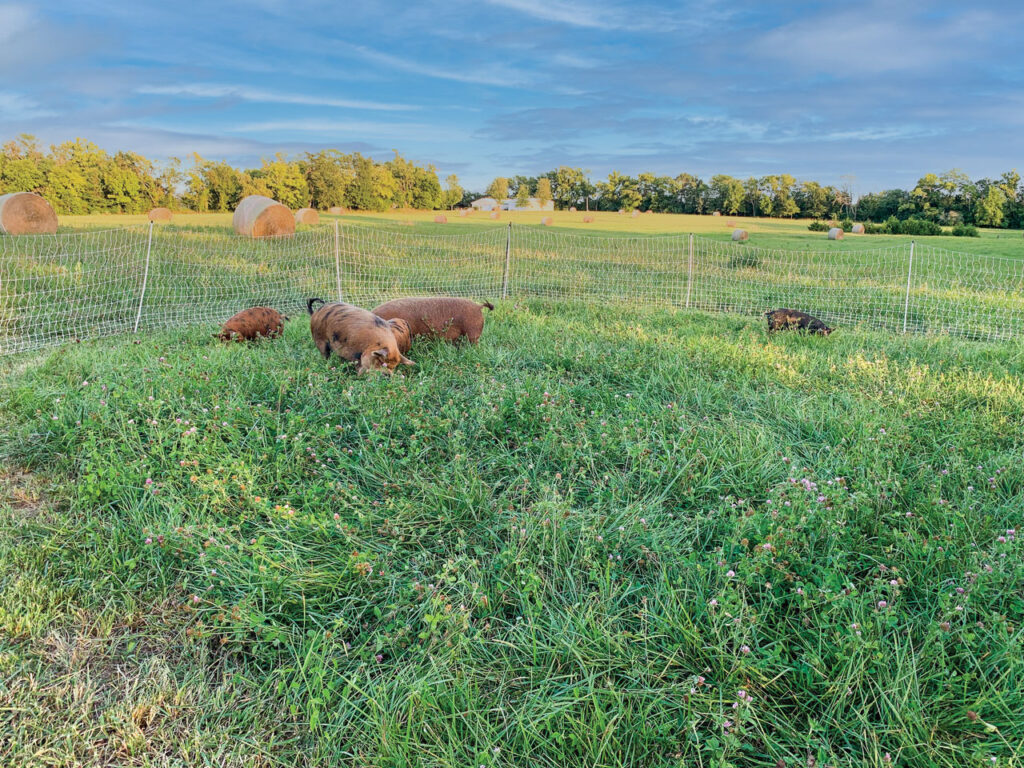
[470,196,554,212]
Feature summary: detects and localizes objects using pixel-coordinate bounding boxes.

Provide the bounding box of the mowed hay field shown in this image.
[56,209,1024,259]
[2,301,1024,767]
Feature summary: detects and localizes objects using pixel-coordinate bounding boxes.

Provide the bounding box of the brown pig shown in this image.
[216,306,287,342]
[307,298,414,374]
[371,297,494,347]
[764,308,833,335]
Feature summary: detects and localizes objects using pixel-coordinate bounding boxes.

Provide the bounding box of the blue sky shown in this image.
[1,0,1022,194]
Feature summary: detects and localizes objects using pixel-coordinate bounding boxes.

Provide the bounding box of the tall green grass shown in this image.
[2,302,1023,766]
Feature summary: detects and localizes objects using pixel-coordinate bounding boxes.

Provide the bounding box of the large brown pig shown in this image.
[216,306,287,342]
[371,297,494,347]
[307,298,414,374]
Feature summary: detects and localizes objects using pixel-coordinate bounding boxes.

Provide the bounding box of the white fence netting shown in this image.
[2,221,1023,355]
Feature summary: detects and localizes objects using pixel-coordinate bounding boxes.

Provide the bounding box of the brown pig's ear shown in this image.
[400,354,415,366]
[372,348,388,359]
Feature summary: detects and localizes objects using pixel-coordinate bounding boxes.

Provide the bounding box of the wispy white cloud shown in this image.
[136,84,416,112]
[482,0,621,30]
[0,3,32,43]
[225,118,442,138]
[343,44,530,87]
[0,90,56,120]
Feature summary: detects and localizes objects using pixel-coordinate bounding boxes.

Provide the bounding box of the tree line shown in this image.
[488,168,1024,228]
[2,134,1021,228]
[0,135,462,214]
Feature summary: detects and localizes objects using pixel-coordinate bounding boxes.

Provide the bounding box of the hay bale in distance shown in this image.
[148,207,172,223]
[852,223,865,234]
[712,211,721,217]
[828,227,844,240]
[0,192,58,235]
[726,220,737,228]
[295,208,319,226]
[631,210,640,218]
[458,209,468,217]
[490,212,500,220]
[233,195,294,238]
[732,229,749,242]
[433,214,447,224]
[569,206,577,212]
[328,206,345,215]
[582,216,594,223]
[541,217,553,226]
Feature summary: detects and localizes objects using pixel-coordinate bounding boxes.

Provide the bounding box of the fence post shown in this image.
[502,222,512,300]
[133,221,154,334]
[685,233,694,308]
[902,240,915,333]
[334,218,342,302]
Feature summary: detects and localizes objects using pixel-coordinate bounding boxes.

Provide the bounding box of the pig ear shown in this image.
[400,354,415,366]
[372,348,387,359]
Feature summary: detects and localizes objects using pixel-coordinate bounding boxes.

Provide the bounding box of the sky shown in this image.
[1,0,1022,195]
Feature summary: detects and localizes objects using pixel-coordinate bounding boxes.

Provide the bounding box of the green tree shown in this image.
[515,183,531,209]
[348,155,395,211]
[411,164,442,209]
[443,174,464,209]
[545,166,592,210]
[974,186,1006,227]
[301,150,355,209]
[486,177,509,203]
[535,177,552,208]
[708,175,744,215]
[0,134,49,194]
[253,154,309,208]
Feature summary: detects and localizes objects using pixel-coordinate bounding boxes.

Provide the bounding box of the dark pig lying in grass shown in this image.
[765,308,833,335]
[307,298,414,374]
[216,306,288,342]
[371,297,494,348]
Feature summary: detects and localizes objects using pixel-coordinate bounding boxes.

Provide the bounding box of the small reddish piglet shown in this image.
[371,297,494,350]
[216,306,288,342]
[765,308,833,335]
[307,298,414,374]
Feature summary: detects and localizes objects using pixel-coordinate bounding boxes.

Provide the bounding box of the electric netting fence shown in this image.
[2,221,1023,355]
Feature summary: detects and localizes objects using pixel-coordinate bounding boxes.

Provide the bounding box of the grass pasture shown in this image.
[2,301,1024,767]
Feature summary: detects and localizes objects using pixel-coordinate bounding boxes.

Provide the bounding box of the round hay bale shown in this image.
[0,192,58,235]
[712,211,721,217]
[541,217,553,226]
[828,227,844,240]
[631,210,640,218]
[726,220,737,228]
[233,195,294,238]
[489,212,500,220]
[294,207,319,226]
[433,214,447,224]
[582,216,594,223]
[731,229,748,242]
[148,207,172,223]
[458,209,468,217]
[328,206,345,215]
[852,223,865,234]
[569,206,577,212]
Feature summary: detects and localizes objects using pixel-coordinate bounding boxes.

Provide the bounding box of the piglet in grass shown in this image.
[216,307,288,342]
[764,308,833,336]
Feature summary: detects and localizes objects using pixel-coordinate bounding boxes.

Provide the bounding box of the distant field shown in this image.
[56,209,1024,260]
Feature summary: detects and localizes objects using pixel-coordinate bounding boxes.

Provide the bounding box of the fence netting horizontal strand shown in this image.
[3,222,1024,354]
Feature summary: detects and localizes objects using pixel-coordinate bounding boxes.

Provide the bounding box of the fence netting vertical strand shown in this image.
[0,226,145,355]
[336,224,506,306]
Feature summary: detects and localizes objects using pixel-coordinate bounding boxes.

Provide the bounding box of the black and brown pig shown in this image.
[307,298,414,374]
[765,308,833,335]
